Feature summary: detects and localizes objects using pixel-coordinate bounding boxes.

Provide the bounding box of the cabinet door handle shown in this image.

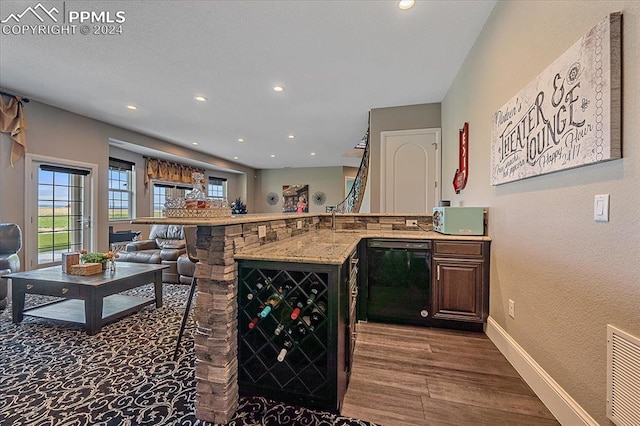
[27,284,33,290]
[437,265,440,281]
[61,288,68,295]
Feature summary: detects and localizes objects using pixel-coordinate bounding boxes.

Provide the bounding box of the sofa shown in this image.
[116,224,187,284]
[0,223,22,310]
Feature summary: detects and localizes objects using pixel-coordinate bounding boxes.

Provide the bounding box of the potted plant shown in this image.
[80,250,119,270]
[231,197,247,214]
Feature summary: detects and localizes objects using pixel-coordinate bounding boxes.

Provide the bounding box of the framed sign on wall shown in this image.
[491,12,622,185]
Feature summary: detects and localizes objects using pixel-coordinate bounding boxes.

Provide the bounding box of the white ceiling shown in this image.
[0,0,496,171]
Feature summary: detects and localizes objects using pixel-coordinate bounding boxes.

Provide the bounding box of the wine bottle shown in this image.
[289,293,305,320]
[277,336,294,362]
[261,279,297,318]
[284,318,308,342]
[280,281,295,298]
[277,319,308,362]
[274,323,285,336]
[294,319,308,339]
[248,304,265,329]
[310,301,326,331]
[246,281,264,300]
[274,304,293,336]
[307,281,323,304]
[248,317,259,329]
[259,291,283,318]
[301,315,311,327]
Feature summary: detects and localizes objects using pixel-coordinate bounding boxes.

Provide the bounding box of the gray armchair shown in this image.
[116,224,186,283]
[0,223,22,310]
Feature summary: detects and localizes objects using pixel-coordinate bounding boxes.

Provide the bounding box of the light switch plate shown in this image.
[258,225,267,238]
[594,194,610,222]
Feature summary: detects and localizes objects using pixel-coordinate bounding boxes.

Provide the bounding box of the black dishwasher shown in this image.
[362,239,432,326]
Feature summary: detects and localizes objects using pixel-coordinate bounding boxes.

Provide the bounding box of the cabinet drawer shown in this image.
[20,281,81,298]
[433,241,484,257]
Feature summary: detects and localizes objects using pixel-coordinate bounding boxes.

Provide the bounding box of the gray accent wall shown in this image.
[254,166,353,214]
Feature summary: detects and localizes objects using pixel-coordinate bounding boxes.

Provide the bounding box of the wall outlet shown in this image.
[297,220,302,230]
[508,299,515,319]
[258,225,267,238]
[406,219,418,227]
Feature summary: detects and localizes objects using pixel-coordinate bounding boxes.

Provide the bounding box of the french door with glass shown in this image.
[25,155,97,269]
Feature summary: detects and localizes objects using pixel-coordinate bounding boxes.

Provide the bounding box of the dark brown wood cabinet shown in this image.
[431,240,490,330]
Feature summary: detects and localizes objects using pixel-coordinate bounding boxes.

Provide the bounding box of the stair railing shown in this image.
[335,126,370,213]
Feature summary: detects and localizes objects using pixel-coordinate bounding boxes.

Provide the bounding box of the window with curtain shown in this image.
[208,177,227,200]
[144,157,204,187]
[152,182,191,217]
[108,157,135,220]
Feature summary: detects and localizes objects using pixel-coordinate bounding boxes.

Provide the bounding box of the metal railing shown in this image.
[335,125,370,213]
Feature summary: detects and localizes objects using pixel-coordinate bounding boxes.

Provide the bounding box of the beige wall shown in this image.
[254,166,350,214]
[369,103,441,212]
[441,1,640,424]
[0,101,255,256]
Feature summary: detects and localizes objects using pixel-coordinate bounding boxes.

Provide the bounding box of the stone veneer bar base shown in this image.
[188,214,433,424]
[193,225,240,423]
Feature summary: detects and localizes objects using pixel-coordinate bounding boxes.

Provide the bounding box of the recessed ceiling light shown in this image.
[270,154,276,158]
[233,156,239,160]
[310,152,316,156]
[194,96,207,102]
[288,135,295,139]
[238,138,244,142]
[273,85,284,92]
[192,142,199,145]
[126,105,137,110]
[398,0,415,10]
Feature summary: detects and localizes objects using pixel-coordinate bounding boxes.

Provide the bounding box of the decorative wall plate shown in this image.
[266,192,279,205]
[312,191,326,206]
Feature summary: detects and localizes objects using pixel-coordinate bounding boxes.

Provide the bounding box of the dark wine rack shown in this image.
[238,255,356,413]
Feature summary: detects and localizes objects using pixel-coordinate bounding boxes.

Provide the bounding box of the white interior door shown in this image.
[381,128,441,213]
[25,154,98,270]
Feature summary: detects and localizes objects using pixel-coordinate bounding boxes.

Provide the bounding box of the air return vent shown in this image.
[607,324,640,426]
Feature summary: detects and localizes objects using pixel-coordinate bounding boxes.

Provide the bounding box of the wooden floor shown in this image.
[341,322,561,426]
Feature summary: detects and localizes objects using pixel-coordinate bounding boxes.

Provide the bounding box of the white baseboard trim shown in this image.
[485,317,598,426]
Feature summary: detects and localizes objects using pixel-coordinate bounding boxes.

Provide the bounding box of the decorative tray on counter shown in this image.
[164,207,231,218]
[163,172,232,218]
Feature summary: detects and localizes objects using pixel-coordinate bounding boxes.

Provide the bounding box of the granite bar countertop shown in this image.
[234,229,491,265]
[131,213,322,226]
[132,213,490,265]
[130,212,435,226]
[235,230,361,265]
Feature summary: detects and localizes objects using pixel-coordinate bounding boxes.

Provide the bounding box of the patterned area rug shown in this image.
[0,284,377,426]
